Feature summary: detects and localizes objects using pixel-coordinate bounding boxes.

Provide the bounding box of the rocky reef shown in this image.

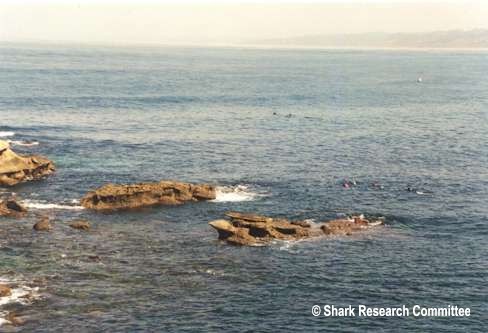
[209,212,383,246]
[81,181,216,211]
[0,140,55,186]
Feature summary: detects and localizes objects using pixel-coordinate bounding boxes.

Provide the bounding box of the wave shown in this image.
[0,131,15,138]
[21,199,84,210]
[211,185,268,203]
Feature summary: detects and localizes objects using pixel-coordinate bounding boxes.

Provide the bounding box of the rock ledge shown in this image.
[209,212,383,246]
[81,180,216,211]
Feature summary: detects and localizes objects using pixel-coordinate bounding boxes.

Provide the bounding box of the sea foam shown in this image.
[21,199,84,210]
[0,277,41,326]
[212,185,267,202]
[0,131,15,138]
[8,140,39,147]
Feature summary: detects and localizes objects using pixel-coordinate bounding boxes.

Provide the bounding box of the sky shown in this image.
[1,1,487,45]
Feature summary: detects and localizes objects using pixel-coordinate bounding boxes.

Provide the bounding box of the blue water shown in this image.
[1,44,487,332]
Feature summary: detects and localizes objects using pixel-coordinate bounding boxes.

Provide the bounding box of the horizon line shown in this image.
[2,40,488,53]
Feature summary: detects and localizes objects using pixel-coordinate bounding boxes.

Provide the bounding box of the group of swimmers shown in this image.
[342,179,432,194]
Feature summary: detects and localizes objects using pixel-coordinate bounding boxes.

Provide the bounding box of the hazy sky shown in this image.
[1,1,487,45]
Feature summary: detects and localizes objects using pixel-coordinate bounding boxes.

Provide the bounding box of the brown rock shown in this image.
[81,181,216,211]
[87,255,101,262]
[320,216,380,236]
[6,312,26,326]
[0,197,27,218]
[0,283,12,297]
[210,212,318,246]
[0,139,55,186]
[69,220,90,231]
[209,219,260,246]
[210,212,384,246]
[33,216,52,231]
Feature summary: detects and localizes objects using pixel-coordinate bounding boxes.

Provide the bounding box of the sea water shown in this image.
[0,44,487,332]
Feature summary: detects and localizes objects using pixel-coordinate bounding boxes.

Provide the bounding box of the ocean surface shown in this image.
[0,44,487,332]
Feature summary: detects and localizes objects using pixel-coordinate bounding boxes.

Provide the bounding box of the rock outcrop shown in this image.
[0,197,27,218]
[209,212,383,246]
[0,140,55,186]
[33,216,52,231]
[81,181,216,211]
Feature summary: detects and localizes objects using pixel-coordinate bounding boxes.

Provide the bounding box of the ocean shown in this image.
[1,44,487,332]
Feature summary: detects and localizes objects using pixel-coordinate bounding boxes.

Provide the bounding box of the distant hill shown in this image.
[252,30,488,49]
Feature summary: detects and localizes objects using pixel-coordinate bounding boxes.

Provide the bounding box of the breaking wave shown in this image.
[0,131,15,138]
[212,185,268,202]
[0,276,41,326]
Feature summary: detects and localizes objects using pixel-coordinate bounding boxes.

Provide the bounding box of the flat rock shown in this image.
[81,180,216,211]
[225,212,273,223]
[0,140,55,186]
[210,212,383,246]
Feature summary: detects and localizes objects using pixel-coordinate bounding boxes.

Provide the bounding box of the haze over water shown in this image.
[0,44,487,331]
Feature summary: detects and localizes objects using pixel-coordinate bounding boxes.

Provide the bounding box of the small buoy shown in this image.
[417,77,423,83]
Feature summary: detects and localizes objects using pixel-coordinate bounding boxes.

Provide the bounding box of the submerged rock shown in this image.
[0,197,27,218]
[0,283,12,297]
[0,140,55,186]
[87,255,101,262]
[69,220,90,231]
[33,216,52,231]
[209,212,383,246]
[81,181,216,211]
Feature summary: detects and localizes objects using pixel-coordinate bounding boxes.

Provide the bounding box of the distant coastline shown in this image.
[2,29,488,51]
[2,41,488,53]
[249,29,488,50]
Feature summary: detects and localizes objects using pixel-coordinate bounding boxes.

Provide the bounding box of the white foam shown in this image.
[21,199,85,210]
[0,131,15,138]
[211,185,267,202]
[0,315,8,326]
[0,277,41,326]
[303,218,319,226]
[0,285,38,307]
[8,140,39,147]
